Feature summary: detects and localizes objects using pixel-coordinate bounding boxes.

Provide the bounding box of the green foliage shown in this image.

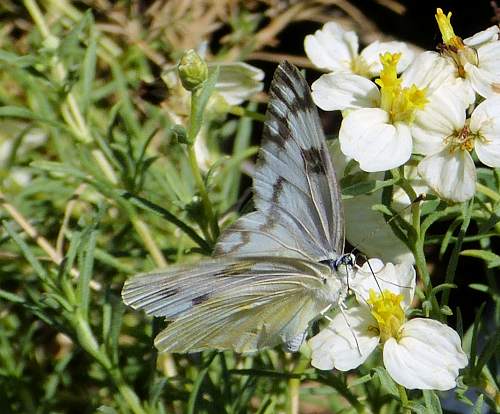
[0,3,498,414]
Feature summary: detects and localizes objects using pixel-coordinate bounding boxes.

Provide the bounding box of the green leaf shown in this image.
[460,249,500,268]
[122,192,210,253]
[187,353,217,414]
[77,210,100,318]
[0,289,25,304]
[187,66,220,143]
[423,390,442,413]
[372,367,398,397]
[472,395,484,414]
[405,401,426,414]
[80,15,97,116]
[431,283,457,295]
[341,179,396,198]
[441,200,474,307]
[439,217,461,259]
[468,283,490,293]
[469,303,485,373]
[347,373,373,388]
[0,105,68,130]
[474,331,500,375]
[30,160,88,180]
[58,10,92,60]
[0,50,39,67]
[2,221,48,282]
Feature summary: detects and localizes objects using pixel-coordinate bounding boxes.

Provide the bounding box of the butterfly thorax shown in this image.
[316,264,349,307]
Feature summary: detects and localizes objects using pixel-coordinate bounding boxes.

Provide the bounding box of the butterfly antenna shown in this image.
[357,253,414,297]
[344,261,351,292]
[363,255,384,297]
[350,193,426,257]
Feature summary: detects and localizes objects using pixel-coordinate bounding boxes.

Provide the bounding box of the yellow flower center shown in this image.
[445,122,488,153]
[435,8,464,50]
[367,289,405,343]
[375,53,428,123]
[435,9,480,78]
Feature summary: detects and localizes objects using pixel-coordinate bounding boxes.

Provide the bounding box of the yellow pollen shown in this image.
[375,53,428,123]
[435,8,464,50]
[445,123,487,153]
[367,289,405,343]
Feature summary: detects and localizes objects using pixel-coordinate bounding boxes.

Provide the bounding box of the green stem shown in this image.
[130,213,168,268]
[187,144,217,242]
[441,200,473,307]
[287,354,310,414]
[397,385,411,414]
[73,315,147,414]
[24,0,50,37]
[114,377,148,414]
[186,134,219,245]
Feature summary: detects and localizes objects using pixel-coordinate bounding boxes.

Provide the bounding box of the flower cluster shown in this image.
[306,9,500,202]
[304,9,480,392]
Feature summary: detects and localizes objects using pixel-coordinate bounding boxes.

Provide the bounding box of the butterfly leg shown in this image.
[338,302,362,357]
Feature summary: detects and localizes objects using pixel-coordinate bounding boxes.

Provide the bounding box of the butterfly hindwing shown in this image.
[215,62,344,261]
[122,257,344,353]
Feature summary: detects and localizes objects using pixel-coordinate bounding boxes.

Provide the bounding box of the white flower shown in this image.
[213,62,264,106]
[305,21,413,77]
[332,53,428,172]
[309,260,468,391]
[312,50,477,173]
[413,85,500,202]
[401,51,475,106]
[435,8,500,99]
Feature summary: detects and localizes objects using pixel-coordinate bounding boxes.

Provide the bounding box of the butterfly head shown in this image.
[319,253,356,272]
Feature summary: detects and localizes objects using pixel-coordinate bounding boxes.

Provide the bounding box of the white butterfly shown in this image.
[122,61,352,353]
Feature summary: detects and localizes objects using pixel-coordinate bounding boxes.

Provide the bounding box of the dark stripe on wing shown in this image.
[301,147,327,175]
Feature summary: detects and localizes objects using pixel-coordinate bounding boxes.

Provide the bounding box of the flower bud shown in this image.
[177,49,208,91]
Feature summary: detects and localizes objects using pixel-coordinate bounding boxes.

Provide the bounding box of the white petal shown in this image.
[383,318,468,390]
[411,84,467,155]
[418,149,477,202]
[304,22,358,72]
[340,109,412,172]
[477,41,500,76]
[352,261,416,309]
[402,51,457,94]
[311,73,380,111]
[465,62,500,99]
[471,97,500,167]
[360,41,414,76]
[215,62,264,105]
[464,26,500,48]
[309,306,379,371]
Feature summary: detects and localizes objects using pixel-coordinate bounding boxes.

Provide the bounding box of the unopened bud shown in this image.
[178,50,208,91]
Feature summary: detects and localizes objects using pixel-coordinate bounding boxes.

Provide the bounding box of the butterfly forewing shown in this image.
[214,62,344,261]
